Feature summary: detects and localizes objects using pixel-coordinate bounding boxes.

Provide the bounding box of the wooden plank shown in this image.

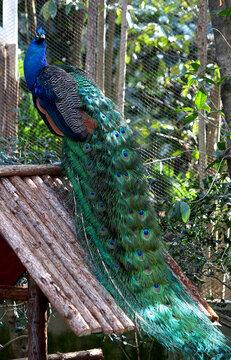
[0,285,28,301]
[28,275,48,360]
[14,348,104,360]
[0,164,61,177]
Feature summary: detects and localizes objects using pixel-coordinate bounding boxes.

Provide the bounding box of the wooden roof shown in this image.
[0,165,134,336]
[0,164,219,338]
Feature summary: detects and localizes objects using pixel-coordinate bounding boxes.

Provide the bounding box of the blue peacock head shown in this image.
[34,23,46,44]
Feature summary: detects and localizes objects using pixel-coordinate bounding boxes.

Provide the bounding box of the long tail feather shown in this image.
[61,66,231,360]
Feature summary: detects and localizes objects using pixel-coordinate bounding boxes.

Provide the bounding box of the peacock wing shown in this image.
[33,65,88,141]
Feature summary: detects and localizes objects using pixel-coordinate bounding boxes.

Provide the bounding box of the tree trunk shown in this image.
[28,0,37,39]
[85,0,97,82]
[116,0,128,115]
[207,85,221,174]
[105,0,116,98]
[73,8,85,68]
[96,0,106,91]
[208,0,231,177]
[197,0,207,186]
[25,0,30,46]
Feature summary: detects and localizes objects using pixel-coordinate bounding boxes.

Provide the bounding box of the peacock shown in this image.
[24,25,231,360]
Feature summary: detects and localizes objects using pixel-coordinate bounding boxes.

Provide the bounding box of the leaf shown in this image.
[180,201,190,223]
[172,107,193,114]
[217,141,226,150]
[195,87,207,110]
[201,76,215,85]
[40,1,50,21]
[218,7,231,16]
[187,78,198,87]
[190,62,200,71]
[181,107,194,111]
[49,0,57,19]
[206,160,217,170]
[216,76,228,86]
[184,112,198,124]
[65,3,72,15]
[192,120,199,135]
[167,206,174,221]
[202,105,210,112]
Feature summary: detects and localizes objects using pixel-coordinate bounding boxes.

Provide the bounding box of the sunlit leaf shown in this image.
[195,88,207,110]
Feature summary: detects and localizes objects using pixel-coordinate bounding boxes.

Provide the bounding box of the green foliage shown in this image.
[40,0,85,21]
[161,170,231,289]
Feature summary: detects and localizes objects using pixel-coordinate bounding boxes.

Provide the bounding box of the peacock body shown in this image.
[24,26,231,360]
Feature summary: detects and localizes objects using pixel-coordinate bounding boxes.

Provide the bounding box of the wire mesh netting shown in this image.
[0,0,230,301]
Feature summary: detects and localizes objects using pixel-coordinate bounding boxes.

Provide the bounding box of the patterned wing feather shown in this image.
[33,66,88,140]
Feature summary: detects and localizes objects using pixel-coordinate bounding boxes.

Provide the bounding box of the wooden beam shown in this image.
[14,348,104,360]
[0,164,61,178]
[0,285,28,301]
[164,252,219,322]
[28,275,48,360]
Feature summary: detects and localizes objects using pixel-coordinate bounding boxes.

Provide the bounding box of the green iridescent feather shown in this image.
[61,66,230,360]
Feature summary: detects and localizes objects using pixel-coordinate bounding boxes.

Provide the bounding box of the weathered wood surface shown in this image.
[1,176,127,333]
[28,275,48,360]
[14,348,104,360]
[0,198,91,337]
[0,176,134,334]
[0,164,61,178]
[0,285,28,301]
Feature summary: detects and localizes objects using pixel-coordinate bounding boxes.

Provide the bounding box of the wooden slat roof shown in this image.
[0,164,219,338]
[0,170,134,336]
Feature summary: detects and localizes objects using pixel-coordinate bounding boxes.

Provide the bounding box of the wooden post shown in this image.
[28,275,48,360]
[0,0,19,139]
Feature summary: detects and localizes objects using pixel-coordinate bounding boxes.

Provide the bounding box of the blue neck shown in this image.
[24,39,48,91]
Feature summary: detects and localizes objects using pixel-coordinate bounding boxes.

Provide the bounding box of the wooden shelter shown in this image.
[0,164,219,360]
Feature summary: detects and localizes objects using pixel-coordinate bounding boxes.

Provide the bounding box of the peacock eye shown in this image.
[143,229,149,235]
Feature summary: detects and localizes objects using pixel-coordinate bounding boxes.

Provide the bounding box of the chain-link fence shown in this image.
[0,0,230,301]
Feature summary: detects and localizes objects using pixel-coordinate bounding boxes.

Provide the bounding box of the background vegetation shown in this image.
[0,0,230,359]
